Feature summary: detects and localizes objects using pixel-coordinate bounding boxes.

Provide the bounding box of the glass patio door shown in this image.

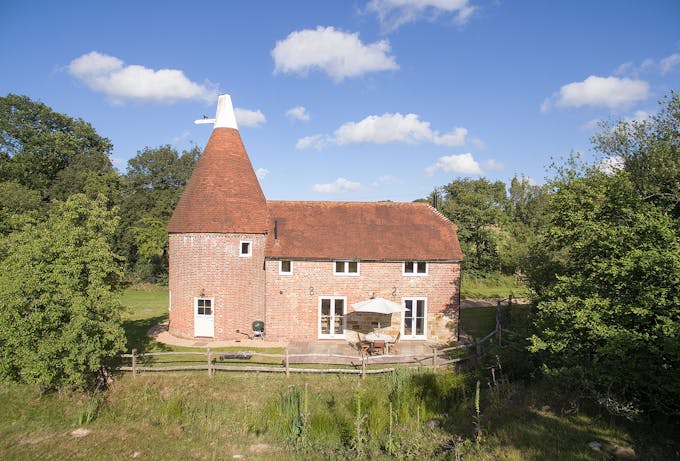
[319,297,346,338]
[403,298,427,339]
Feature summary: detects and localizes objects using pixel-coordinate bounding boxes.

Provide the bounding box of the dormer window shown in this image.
[240,240,252,257]
[403,261,427,276]
[334,260,359,276]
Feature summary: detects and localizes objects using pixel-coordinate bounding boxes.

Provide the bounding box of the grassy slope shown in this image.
[1,286,677,460]
[460,274,531,299]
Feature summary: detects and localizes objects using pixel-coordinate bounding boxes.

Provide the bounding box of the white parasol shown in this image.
[352,297,405,314]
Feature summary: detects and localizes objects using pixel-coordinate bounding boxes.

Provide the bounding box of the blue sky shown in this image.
[1,0,678,201]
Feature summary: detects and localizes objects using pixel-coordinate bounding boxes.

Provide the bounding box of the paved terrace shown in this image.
[149,323,447,365]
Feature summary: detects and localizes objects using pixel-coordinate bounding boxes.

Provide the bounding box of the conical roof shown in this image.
[168,96,268,234]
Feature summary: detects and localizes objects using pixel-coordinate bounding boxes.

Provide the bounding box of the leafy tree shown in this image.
[440,178,508,275]
[119,145,200,282]
[528,94,680,416]
[0,94,116,202]
[0,194,126,390]
[500,176,549,275]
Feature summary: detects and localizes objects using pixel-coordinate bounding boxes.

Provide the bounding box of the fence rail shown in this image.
[117,300,524,378]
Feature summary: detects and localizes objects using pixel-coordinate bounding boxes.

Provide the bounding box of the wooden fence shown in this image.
[117,298,523,378]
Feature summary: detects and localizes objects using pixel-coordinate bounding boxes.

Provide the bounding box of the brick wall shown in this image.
[264,259,460,343]
[168,233,266,340]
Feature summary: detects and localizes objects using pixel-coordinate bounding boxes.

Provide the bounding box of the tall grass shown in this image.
[460,273,530,299]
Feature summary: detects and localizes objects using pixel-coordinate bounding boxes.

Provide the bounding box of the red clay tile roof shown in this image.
[265,201,462,261]
[168,128,268,233]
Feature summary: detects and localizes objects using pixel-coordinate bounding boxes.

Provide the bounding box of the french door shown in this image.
[402,297,427,339]
[318,297,346,339]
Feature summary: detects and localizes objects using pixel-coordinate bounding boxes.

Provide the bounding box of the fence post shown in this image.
[131,348,137,378]
[361,355,366,380]
[207,348,212,377]
[285,349,290,377]
[496,300,502,346]
[432,347,438,369]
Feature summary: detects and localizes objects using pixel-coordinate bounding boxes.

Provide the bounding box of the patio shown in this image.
[286,339,445,366]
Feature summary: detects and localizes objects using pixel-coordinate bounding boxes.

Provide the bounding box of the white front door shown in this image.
[194,297,214,337]
[402,298,427,339]
[318,297,346,339]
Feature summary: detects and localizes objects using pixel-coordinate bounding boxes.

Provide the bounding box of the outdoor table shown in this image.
[365,332,394,354]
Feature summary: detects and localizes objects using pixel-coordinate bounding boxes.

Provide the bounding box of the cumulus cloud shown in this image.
[286,105,311,121]
[68,51,217,104]
[312,177,361,193]
[296,134,326,150]
[255,168,270,180]
[425,153,483,175]
[296,113,469,150]
[372,175,397,187]
[272,26,398,81]
[660,53,680,75]
[615,53,680,77]
[234,108,266,127]
[483,159,504,170]
[366,0,475,32]
[542,76,649,111]
[334,113,467,146]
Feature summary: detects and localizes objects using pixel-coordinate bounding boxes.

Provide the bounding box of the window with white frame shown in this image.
[334,260,359,276]
[403,261,428,276]
[239,240,252,257]
[279,259,293,275]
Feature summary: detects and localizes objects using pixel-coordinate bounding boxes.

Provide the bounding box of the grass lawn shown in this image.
[459,304,532,339]
[460,273,531,299]
[1,285,677,460]
[120,285,169,353]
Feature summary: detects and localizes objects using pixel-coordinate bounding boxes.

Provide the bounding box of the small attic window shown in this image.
[240,240,252,257]
[280,260,293,275]
[334,260,359,276]
[404,261,428,276]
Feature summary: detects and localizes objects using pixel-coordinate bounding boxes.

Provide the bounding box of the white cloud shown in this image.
[334,113,467,146]
[625,110,651,123]
[660,53,680,75]
[234,108,266,127]
[296,134,326,150]
[581,118,601,131]
[542,75,649,111]
[272,26,398,81]
[68,51,217,104]
[425,153,482,175]
[286,106,310,121]
[366,0,475,32]
[483,159,504,170]
[372,175,397,187]
[171,130,191,143]
[255,168,270,180]
[312,177,361,193]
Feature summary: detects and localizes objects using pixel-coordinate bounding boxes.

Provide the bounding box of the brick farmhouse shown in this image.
[167,95,463,343]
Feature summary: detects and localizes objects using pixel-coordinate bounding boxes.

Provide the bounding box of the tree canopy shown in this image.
[0,194,126,389]
[528,93,680,416]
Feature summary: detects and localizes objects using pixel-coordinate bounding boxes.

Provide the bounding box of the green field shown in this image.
[0,286,676,460]
[460,274,531,299]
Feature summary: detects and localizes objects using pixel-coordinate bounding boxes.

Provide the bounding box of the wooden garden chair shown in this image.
[371,340,386,355]
[390,332,401,354]
[357,332,370,355]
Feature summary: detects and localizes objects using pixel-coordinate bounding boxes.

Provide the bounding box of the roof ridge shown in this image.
[428,204,456,227]
[266,200,425,205]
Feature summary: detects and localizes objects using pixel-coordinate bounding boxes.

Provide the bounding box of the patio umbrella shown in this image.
[352,297,405,314]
